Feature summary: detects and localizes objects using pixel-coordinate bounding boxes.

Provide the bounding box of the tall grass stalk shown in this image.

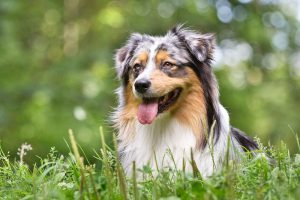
[0,127,299,199]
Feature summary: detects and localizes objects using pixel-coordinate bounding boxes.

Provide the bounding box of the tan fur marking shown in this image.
[149,67,207,147]
[149,70,185,95]
[121,82,140,120]
[172,68,207,148]
[155,50,176,65]
[118,81,139,142]
[133,52,148,66]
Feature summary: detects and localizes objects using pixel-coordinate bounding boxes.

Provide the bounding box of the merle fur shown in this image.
[116,25,258,151]
[231,127,258,151]
[171,26,221,147]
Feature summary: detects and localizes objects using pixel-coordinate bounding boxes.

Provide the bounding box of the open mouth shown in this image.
[137,88,182,125]
[157,88,182,114]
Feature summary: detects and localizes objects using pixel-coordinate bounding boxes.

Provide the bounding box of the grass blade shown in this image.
[113,133,128,200]
[87,166,101,200]
[69,129,91,199]
[99,126,113,198]
[190,148,201,179]
[132,161,139,200]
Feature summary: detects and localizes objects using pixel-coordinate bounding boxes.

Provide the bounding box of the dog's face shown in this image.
[115,26,216,125]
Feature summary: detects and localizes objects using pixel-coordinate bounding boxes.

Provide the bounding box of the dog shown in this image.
[112,25,258,177]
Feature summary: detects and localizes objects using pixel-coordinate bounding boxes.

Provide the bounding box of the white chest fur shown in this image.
[118,108,235,177]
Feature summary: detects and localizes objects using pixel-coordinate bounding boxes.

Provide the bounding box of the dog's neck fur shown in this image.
[171,69,207,148]
[115,87,240,177]
[119,113,197,174]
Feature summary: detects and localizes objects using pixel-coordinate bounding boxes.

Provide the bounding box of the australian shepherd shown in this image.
[112,25,258,177]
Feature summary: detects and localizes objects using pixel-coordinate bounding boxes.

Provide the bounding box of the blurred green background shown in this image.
[1,0,300,163]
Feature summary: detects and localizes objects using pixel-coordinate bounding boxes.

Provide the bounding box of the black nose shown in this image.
[135,79,151,94]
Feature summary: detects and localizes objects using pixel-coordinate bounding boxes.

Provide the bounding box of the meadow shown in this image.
[1,0,300,163]
[1,1,300,199]
[1,127,299,200]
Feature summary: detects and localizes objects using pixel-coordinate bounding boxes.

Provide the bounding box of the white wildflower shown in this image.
[58,182,74,190]
[17,143,33,165]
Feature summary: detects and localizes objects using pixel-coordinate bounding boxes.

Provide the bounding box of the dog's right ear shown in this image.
[114,33,143,80]
[171,25,215,63]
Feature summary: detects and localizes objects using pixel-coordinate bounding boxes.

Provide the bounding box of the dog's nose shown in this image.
[135,79,151,94]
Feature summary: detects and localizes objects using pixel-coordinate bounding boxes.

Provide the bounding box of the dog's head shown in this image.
[115,25,219,128]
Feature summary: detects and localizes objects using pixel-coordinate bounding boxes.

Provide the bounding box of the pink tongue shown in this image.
[137,101,158,124]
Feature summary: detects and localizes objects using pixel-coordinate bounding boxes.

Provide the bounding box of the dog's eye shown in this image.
[133,64,142,74]
[163,62,174,68]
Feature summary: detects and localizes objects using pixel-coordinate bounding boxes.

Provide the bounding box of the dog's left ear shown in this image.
[115,46,129,79]
[171,25,215,62]
[114,33,143,80]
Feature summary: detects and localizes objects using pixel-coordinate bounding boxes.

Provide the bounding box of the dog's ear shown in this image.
[114,33,143,80]
[171,25,215,62]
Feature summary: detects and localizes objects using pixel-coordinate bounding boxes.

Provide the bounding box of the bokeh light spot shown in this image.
[157,2,175,18]
[272,31,288,50]
[99,7,124,28]
[270,12,286,29]
[290,52,300,77]
[238,0,252,4]
[83,80,101,99]
[73,106,87,121]
[217,5,233,23]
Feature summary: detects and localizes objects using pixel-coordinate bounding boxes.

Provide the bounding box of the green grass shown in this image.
[0,128,300,200]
